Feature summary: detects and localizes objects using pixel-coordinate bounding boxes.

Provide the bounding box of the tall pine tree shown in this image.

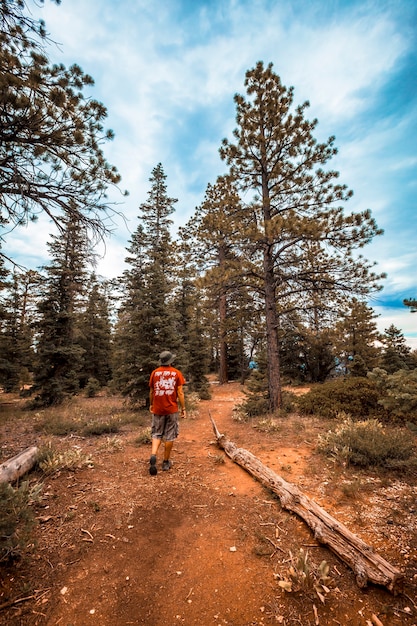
[380,324,411,373]
[78,274,112,388]
[31,216,92,406]
[0,270,38,391]
[333,298,381,375]
[220,62,383,410]
[185,175,244,383]
[113,164,179,405]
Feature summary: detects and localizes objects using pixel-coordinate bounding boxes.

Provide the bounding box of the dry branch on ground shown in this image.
[210,415,403,594]
[0,446,39,484]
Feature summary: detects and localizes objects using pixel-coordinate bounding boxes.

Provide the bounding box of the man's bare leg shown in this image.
[163,440,173,461]
[151,438,162,456]
[149,438,162,476]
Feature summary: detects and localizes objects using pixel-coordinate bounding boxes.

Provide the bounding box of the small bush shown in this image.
[240,369,269,417]
[318,419,417,470]
[254,417,283,433]
[277,548,333,604]
[134,427,152,445]
[238,389,297,419]
[184,391,200,413]
[239,395,270,418]
[368,368,417,423]
[0,481,41,562]
[34,415,84,436]
[83,421,120,436]
[197,386,212,400]
[297,377,381,419]
[279,391,298,415]
[84,377,101,398]
[98,436,123,452]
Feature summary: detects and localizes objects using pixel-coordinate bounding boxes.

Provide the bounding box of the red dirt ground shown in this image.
[1,381,416,625]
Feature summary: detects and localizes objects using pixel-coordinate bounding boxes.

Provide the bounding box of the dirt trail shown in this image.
[42,382,276,626]
[1,381,416,626]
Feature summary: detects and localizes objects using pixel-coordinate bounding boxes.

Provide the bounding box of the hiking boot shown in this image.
[149,454,157,476]
[162,459,172,471]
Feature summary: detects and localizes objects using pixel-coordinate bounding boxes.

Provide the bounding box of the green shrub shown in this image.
[34,415,84,436]
[238,388,297,419]
[197,385,212,400]
[84,377,101,398]
[368,368,417,423]
[83,421,120,436]
[297,377,381,419]
[0,481,41,562]
[318,418,417,470]
[239,395,270,418]
[184,391,201,413]
[240,369,269,417]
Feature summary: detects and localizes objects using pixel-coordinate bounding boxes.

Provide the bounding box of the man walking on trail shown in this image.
[148,351,186,476]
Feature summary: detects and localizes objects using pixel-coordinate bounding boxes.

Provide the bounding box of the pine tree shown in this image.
[113,164,179,405]
[380,324,411,374]
[175,230,210,397]
[78,274,112,388]
[220,62,383,411]
[185,175,244,383]
[333,298,381,375]
[31,216,92,406]
[0,252,14,390]
[0,270,39,391]
[278,313,307,381]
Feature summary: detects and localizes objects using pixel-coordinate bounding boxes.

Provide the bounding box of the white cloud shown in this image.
[95,235,128,279]
[285,18,405,122]
[2,215,53,270]
[4,0,414,345]
[374,306,417,350]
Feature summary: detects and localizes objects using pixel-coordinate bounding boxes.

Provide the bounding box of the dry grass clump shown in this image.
[0,481,42,562]
[318,418,417,471]
[134,427,152,445]
[276,548,333,604]
[37,444,93,475]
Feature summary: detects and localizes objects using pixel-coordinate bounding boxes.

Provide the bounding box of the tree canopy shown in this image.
[0,0,124,258]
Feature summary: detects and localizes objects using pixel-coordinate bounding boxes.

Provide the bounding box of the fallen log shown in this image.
[0,446,39,484]
[210,416,403,594]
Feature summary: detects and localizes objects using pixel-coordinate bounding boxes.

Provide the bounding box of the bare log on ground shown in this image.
[210,416,403,594]
[0,446,39,484]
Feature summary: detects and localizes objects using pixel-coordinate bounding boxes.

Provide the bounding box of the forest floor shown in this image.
[0,379,417,626]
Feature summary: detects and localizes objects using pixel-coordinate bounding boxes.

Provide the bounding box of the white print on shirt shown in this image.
[154,370,177,397]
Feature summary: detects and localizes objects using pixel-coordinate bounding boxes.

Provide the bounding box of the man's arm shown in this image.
[177,386,186,418]
[149,388,154,413]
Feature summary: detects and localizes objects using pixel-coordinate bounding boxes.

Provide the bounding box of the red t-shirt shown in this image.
[149,366,186,415]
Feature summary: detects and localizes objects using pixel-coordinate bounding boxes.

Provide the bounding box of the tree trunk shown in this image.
[219,291,228,384]
[263,245,282,410]
[210,417,403,594]
[0,446,39,484]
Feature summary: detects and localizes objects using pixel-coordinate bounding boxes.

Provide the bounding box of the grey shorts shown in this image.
[151,413,179,442]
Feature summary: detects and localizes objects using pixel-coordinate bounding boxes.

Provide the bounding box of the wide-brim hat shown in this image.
[159,350,176,365]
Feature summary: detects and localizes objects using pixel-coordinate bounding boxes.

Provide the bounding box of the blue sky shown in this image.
[4,0,417,347]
